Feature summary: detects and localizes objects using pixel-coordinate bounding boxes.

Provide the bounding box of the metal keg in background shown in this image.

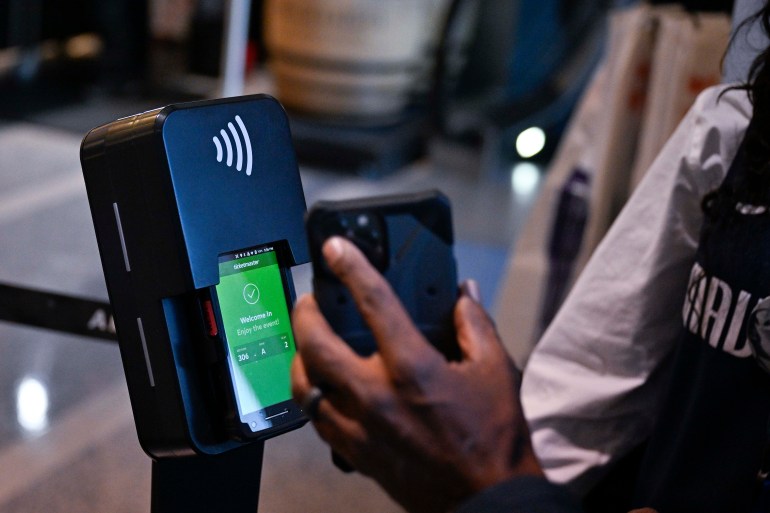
[264,0,469,123]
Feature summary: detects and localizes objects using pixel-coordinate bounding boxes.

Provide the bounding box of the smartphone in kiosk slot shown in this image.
[204,242,304,440]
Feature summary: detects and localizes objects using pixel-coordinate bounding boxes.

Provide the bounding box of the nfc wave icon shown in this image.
[212,115,253,176]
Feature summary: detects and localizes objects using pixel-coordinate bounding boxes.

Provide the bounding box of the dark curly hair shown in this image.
[706,2,770,216]
[740,3,770,203]
[689,3,770,330]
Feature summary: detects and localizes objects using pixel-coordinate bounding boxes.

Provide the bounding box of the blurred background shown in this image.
[0,0,735,511]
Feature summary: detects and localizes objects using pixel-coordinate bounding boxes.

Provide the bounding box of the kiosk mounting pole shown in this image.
[151,442,264,513]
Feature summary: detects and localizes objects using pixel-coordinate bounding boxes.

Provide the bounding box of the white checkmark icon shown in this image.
[243,284,260,304]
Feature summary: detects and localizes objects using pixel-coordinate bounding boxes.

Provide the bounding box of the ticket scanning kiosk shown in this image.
[80,95,309,512]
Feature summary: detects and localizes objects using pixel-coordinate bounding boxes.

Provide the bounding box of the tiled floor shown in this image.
[0,97,541,512]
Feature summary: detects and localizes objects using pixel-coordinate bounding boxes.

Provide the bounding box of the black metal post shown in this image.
[151,442,264,513]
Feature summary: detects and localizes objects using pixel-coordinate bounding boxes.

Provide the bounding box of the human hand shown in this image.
[291,236,542,513]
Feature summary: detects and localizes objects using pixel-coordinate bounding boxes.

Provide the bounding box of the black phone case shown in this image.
[306,190,459,360]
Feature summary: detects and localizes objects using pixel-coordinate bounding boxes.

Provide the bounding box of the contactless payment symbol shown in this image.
[243,283,260,304]
[212,115,254,176]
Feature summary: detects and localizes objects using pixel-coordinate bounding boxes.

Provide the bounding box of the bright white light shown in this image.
[515,127,546,159]
[16,377,49,433]
[511,162,541,197]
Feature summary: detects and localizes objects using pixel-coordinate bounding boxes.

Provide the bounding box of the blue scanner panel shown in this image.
[162,98,308,288]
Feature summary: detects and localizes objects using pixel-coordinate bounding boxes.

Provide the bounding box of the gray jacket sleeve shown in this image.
[521,85,751,494]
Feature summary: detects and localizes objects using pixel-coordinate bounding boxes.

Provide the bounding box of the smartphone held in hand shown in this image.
[306,190,459,360]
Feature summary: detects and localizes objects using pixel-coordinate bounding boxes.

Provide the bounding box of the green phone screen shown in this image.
[215,246,295,421]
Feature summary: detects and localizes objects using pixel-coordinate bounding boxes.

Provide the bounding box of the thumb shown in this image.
[460,279,482,304]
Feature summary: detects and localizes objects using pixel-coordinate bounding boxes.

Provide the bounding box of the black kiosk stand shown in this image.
[79,95,310,513]
[151,442,264,512]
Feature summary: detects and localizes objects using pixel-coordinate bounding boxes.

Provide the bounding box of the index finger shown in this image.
[322,236,440,371]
